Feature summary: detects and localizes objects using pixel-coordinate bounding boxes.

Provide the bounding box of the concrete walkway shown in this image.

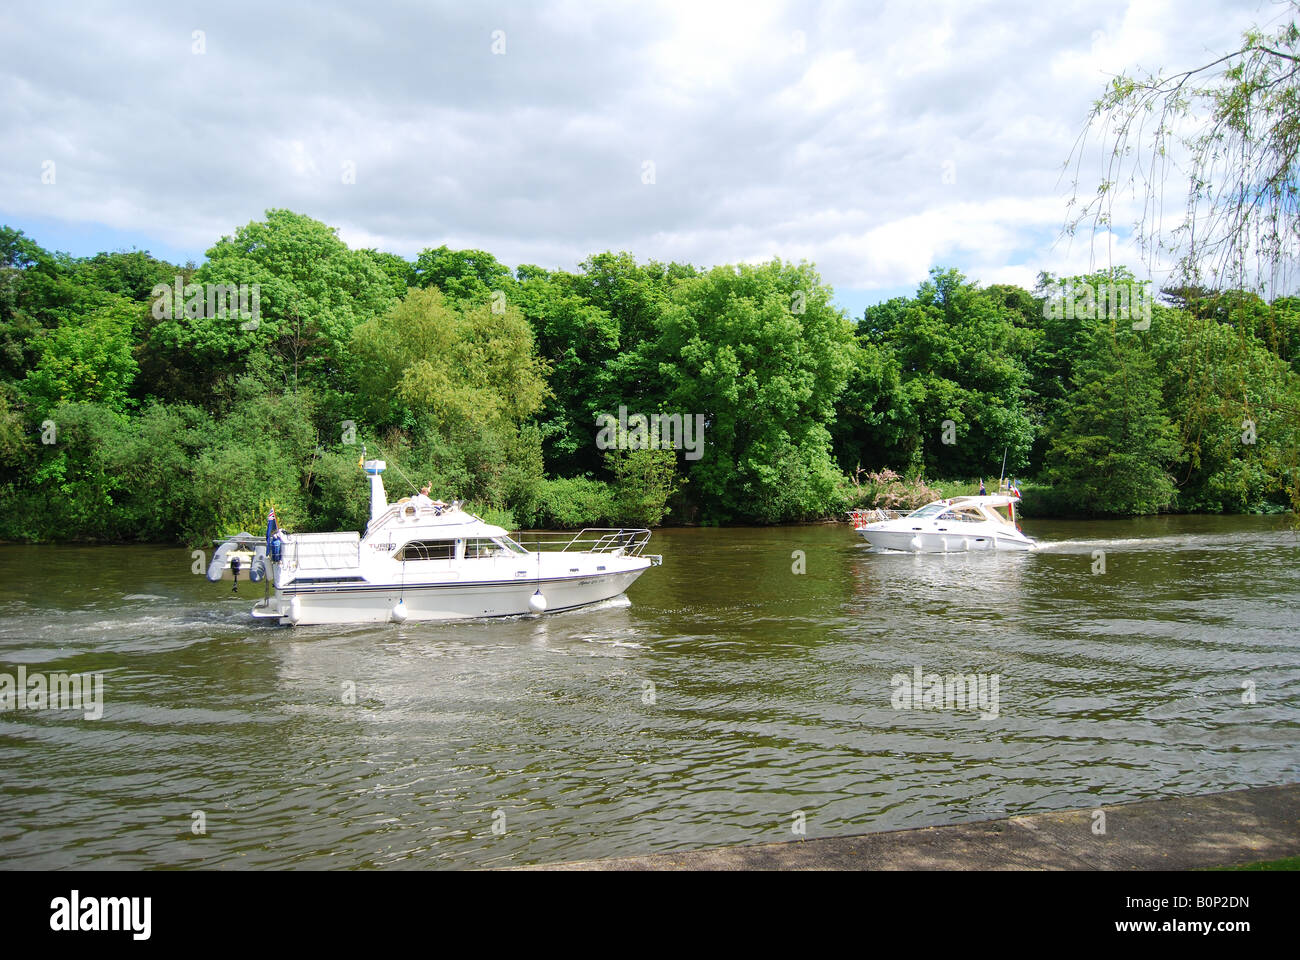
[526,783,1300,870]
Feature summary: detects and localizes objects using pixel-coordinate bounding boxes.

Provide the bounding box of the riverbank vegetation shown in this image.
[1,211,1297,543]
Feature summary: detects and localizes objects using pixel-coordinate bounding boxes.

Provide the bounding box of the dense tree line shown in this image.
[1,210,1296,543]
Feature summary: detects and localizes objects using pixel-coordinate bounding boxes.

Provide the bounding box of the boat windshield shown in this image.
[907,503,948,519]
[496,535,530,555]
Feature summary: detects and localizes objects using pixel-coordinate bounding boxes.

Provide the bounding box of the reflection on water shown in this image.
[0,515,1297,868]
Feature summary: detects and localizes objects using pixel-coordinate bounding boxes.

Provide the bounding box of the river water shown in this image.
[1,515,1297,869]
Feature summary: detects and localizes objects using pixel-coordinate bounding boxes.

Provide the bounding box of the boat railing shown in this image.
[848,508,905,526]
[512,528,654,557]
[363,499,465,535]
[284,531,362,571]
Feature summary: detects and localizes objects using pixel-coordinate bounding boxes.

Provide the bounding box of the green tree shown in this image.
[513,264,621,475]
[1066,5,1299,291]
[829,337,910,473]
[20,297,139,415]
[645,259,855,522]
[411,246,513,303]
[606,447,681,527]
[1064,6,1300,518]
[144,210,396,415]
[358,249,414,300]
[71,249,177,302]
[1043,323,1181,514]
[864,268,1036,479]
[1146,298,1300,512]
[352,287,549,512]
[0,228,147,384]
[0,385,31,468]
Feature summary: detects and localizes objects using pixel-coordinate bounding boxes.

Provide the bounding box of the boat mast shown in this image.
[997,447,1017,524]
[364,459,389,521]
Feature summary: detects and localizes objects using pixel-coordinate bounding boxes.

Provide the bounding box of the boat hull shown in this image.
[254,567,650,626]
[858,527,1033,553]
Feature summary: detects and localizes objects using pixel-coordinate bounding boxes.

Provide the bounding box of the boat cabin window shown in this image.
[398,540,457,561]
[908,503,948,519]
[464,538,514,559]
[464,537,530,558]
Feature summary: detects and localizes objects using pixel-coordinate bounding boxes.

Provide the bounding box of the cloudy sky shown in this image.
[0,0,1278,315]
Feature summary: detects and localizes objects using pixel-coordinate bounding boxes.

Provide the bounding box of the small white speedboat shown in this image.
[853,495,1034,553]
[209,459,661,626]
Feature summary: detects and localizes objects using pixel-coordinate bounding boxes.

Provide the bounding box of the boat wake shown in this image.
[1032,532,1292,554]
[1034,536,1179,552]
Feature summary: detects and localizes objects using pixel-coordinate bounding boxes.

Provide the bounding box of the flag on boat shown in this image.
[1009,478,1021,498]
[978,478,987,496]
[266,508,280,560]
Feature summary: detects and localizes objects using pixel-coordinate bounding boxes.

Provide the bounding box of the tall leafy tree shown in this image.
[644,259,856,523]
[145,209,396,414]
[514,253,694,478]
[829,337,910,473]
[1065,6,1300,515]
[864,268,1036,478]
[20,296,140,416]
[514,263,619,476]
[1043,322,1181,514]
[1066,4,1300,292]
[1,228,115,382]
[358,249,414,300]
[411,245,513,303]
[351,287,549,511]
[577,252,695,411]
[1146,298,1300,512]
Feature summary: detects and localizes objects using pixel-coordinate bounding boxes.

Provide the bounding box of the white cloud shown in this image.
[0,0,1268,300]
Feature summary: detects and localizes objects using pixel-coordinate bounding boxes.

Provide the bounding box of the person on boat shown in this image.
[265,508,283,562]
[411,484,434,510]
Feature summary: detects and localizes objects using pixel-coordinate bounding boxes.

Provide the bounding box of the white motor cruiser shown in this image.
[207,460,661,626]
[852,495,1034,553]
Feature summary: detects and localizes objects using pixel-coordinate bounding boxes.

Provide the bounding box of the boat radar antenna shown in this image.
[998,447,1008,492]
